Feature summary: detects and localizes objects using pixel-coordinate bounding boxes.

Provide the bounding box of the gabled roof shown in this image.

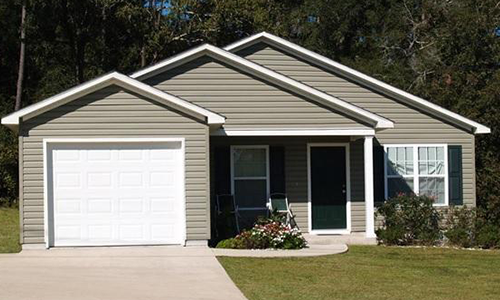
[131,44,394,129]
[1,72,225,130]
[225,32,490,135]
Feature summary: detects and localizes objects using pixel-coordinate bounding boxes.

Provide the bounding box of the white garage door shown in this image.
[48,141,185,247]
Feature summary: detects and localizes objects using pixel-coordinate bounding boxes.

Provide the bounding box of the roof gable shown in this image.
[1,72,225,130]
[130,44,393,129]
[224,32,490,135]
[143,56,371,131]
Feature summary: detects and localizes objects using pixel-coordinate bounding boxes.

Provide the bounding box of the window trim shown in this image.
[383,144,449,206]
[230,145,270,211]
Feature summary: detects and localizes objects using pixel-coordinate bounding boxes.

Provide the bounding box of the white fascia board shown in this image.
[1,72,225,128]
[211,128,375,136]
[131,44,393,129]
[225,32,490,134]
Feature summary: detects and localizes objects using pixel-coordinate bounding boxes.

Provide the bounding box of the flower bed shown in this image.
[216,217,307,250]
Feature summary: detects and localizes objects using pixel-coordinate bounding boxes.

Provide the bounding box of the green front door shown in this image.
[310,146,347,230]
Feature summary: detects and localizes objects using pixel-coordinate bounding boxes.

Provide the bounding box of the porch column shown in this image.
[364,135,376,238]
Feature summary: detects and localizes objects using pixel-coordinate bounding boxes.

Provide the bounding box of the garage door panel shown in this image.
[49,142,185,247]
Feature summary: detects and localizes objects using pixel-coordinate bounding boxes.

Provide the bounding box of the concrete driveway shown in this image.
[0,246,247,300]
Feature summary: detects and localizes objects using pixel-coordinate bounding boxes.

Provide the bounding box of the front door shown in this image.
[310,146,347,230]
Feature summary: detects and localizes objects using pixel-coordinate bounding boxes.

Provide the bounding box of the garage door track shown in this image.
[0,246,247,300]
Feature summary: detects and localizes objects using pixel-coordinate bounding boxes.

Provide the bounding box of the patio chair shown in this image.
[267,193,297,228]
[215,194,240,236]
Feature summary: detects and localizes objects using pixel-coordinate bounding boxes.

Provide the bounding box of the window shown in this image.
[231,146,269,209]
[384,145,448,205]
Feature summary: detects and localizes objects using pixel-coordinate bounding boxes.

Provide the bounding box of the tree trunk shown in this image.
[141,44,146,67]
[14,0,27,111]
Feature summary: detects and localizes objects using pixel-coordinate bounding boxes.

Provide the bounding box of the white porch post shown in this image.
[364,136,376,238]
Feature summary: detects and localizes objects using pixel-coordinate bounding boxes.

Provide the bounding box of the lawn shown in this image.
[218,245,500,300]
[0,207,21,253]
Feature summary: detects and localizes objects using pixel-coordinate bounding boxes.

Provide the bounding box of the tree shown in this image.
[14,0,26,111]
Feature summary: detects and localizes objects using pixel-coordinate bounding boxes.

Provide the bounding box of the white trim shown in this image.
[1,72,225,128]
[230,145,270,210]
[225,32,490,135]
[42,137,187,248]
[364,136,375,238]
[307,143,351,235]
[130,44,393,129]
[383,144,449,206]
[211,128,375,136]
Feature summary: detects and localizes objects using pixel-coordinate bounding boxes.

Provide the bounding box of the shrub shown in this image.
[215,216,307,250]
[444,206,476,248]
[475,208,500,249]
[475,224,500,248]
[376,194,442,246]
[215,238,245,249]
[444,206,500,249]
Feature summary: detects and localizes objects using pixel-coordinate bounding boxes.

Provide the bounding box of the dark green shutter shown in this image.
[448,145,463,205]
[373,145,386,202]
[214,146,231,195]
[269,146,286,194]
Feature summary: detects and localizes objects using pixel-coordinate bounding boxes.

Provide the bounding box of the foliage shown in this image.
[215,237,245,249]
[376,194,442,246]
[444,206,477,248]
[444,206,500,249]
[216,216,307,250]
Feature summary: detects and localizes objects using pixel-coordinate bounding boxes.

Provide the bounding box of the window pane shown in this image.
[388,177,414,198]
[406,147,413,161]
[397,147,405,161]
[233,148,266,177]
[437,147,444,160]
[388,148,396,162]
[419,177,445,204]
[428,147,436,160]
[234,179,267,208]
[419,147,426,161]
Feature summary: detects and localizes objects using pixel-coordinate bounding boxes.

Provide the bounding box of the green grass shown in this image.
[218,245,500,300]
[0,207,21,253]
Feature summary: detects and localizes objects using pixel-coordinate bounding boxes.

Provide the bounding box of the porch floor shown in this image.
[304,233,377,245]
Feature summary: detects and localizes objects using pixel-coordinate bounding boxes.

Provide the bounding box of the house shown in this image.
[1,32,490,249]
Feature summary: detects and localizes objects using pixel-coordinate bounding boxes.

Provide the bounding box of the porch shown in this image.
[209,131,378,240]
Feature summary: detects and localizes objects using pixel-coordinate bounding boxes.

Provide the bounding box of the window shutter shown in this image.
[214,146,231,195]
[270,146,286,194]
[448,145,463,205]
[373,145,386,202]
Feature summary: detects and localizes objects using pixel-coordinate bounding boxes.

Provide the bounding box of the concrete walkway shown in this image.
[0,246,247,300]
[213,243,348,257]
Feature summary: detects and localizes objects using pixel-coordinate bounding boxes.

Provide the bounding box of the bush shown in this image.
[444,206,500,249]
[444,206,476,248]
[476,224,500,248]
[376,194,442,246]
[215,238,245,249]
[215,216,307,250]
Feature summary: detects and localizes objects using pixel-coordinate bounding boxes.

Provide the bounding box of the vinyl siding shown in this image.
[238,43,476,231]
[20,85,210,244]
[211,136,361,233]
[145,56,370,130]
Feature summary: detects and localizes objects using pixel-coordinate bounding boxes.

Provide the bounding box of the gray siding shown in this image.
[211,136,361,233]
[145,57,369,130]
[20,85,210,244]
[238,43,477,231]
